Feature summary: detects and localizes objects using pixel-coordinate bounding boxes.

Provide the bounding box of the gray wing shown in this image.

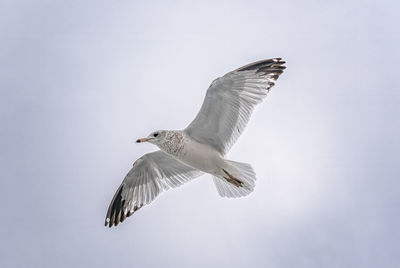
[185,58,286,155]
[105,151,202,227]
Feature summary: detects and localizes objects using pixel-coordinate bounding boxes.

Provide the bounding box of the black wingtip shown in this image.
[105,185,144,228]
[105,185,125,228]
[236,58,286,74]
[236,58,286,91]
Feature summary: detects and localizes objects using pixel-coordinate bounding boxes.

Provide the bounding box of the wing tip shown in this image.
[236,58,286,91]
[104,185,134,228]
[104,183,143,228]
[236,58,286,75]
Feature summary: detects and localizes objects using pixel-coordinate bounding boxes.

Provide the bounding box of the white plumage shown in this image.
[105,58,286,227]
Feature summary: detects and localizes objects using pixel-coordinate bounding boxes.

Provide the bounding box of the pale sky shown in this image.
[1,1,399,267]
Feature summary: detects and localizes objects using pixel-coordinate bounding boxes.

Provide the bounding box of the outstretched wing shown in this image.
[105,151,202,227]
[185,58,286,155]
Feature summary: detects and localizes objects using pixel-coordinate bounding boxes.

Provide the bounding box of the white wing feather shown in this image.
[105,150,202,227]
[185,58,286,155]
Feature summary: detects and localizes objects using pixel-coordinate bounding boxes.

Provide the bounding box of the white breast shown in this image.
[177,134,225,174]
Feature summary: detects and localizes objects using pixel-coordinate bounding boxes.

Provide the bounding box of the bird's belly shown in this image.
[176,140,223,175]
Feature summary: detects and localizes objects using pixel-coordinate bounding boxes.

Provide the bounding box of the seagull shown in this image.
[105,58,286,227]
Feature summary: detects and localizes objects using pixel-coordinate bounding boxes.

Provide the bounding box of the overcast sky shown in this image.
[1,1,399,267]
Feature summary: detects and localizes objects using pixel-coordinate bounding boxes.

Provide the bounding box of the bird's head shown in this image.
[136,130,168,145]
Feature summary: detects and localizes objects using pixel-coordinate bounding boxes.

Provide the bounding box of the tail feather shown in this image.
[213,160,256,198]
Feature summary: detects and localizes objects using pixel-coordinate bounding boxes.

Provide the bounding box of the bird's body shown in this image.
[159,130,224,175]
[105,58,286,227]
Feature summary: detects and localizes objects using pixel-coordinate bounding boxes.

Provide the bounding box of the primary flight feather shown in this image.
[105,58,286,227]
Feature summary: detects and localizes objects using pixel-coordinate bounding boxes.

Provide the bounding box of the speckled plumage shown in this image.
[157,131,185,157]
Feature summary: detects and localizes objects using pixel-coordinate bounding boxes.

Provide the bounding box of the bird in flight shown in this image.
[105,58,286,227]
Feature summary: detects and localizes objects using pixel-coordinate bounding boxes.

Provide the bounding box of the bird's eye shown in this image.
[153,133,158,137]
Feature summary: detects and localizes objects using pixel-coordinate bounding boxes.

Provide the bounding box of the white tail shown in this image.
[213,160,256,198]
